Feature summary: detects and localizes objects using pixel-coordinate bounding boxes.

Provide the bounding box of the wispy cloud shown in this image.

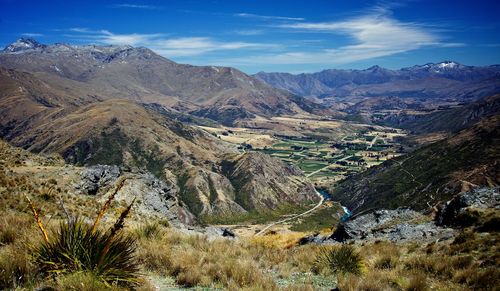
[65,28,277,57]
[224,7,460,66]
[154,37,276,57]
[111,3,160,9]
[233,29,265,36]
[22,32,44,37]
[235,12,304,21]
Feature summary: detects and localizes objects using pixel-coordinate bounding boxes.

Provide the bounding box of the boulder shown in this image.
[330,208,454,243]
[435,187,499,227]
[75,165,121,195]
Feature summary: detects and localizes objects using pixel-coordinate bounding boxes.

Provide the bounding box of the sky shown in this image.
[1,0,500,73]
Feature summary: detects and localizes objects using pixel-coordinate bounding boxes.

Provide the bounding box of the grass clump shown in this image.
[134,223,161,239]
[29,178,139,287]
[36,218,139,286]
[314,245,363,275]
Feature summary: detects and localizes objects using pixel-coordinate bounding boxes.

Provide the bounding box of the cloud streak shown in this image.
[221,8,460,67]
[269,9,441,64]
[111,3,160,9]
[66,28,277,57]
[22,32,44,37]
[235,12,304,21]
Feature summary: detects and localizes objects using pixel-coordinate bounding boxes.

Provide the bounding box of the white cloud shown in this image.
[22,33,44,37]
[155,37,277,57]
[224,8,461,66]
[276,11,439,63]
[233,29,265,36]
[111,4,159,9]
[65,29,276,57]
[235,12,304,21]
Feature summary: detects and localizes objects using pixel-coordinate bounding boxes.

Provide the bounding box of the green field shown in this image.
[255,133,402,185]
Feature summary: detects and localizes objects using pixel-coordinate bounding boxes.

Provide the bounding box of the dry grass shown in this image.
[0,141,499,290]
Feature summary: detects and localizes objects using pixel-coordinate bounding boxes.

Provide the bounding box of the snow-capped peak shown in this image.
[3,38,46,53]
[436,61,459,69]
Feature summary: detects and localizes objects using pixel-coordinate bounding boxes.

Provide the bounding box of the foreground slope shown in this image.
[330,114,499,213]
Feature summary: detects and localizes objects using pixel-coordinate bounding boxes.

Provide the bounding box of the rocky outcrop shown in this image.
[76,165,195,226]
[435,187,499,227]
[75,165,121,195]
[329,209,454,243]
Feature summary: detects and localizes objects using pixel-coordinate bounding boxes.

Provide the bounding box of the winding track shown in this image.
[254,188,324,236]
[254,152,360,236]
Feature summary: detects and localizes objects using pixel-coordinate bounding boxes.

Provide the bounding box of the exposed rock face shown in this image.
[116,172,195,226]
[435,187,499,227]
[76,165,195,226]
[76,165,121,195]
[330,209,454,243]
[177,168,246,217]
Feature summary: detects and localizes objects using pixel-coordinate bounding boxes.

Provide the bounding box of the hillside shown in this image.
[255,62,500,100]
[0,38,327,125]
[0,67,319,220]
[330,114,500,213]
[380,94,500,134]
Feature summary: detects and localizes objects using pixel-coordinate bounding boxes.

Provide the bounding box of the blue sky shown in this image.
[1,0,500,73]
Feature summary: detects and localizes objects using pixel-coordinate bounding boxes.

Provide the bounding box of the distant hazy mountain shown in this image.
[255,61,500,100]
[0,38,325,125]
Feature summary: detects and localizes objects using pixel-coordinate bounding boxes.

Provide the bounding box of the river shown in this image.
[316,188,352,221]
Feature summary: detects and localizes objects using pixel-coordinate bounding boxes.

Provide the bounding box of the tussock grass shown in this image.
[35,218,139,286]
[314,245,364,275]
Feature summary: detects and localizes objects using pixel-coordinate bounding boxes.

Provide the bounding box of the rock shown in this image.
[221,152,319,211]
[76,165,121,195]
[75,165,195,226]
[113,172,195,226]
[435,187,500,227]
[330,208,454,243]
[298,232,332,245]
[203,227,238,240]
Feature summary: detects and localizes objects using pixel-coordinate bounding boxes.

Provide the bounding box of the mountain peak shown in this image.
[435,60,461,69]
[3,38,46,53]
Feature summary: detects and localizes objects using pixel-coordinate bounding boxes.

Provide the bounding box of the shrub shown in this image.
[35,218,139,286]
[30,178,139,287]
[314,245,363,275]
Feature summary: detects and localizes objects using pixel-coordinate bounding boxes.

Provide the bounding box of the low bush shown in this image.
[314,245,363,275]
[35,218,139,286]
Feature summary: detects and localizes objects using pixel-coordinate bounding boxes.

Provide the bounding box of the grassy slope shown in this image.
[382,94,500,134]
[331,115,499,213]
[1,138,499,291]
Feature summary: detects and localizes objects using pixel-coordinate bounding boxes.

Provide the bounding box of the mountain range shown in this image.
[0,39,321,220]
[0,38,326,126]
[255,61,500,100]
